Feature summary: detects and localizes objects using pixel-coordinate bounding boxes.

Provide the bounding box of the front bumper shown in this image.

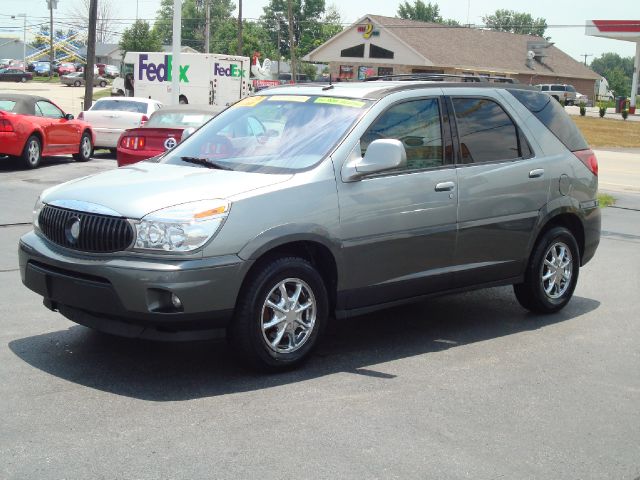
[19,231,248,340]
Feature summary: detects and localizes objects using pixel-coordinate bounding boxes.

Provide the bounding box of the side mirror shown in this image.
[342,139,407,181]
[65,113,74,120]
[180,127,195,143]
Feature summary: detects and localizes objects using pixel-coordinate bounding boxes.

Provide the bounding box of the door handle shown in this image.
[435,181,456,192]
[529,168,544,178]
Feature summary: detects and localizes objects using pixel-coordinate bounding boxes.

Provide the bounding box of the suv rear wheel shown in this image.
[514,226,580,313]
[230,257,328,371]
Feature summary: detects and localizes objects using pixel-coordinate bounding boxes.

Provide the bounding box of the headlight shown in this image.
[33,196,45,231]
[133,199,230,252]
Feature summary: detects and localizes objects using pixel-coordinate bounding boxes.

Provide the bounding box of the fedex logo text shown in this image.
[138,54,190,83]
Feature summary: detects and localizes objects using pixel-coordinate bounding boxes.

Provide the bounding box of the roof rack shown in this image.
[363,73,518,84]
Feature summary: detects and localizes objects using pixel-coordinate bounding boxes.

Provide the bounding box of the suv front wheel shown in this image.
[230,256,328,371]
[514,226,580,313]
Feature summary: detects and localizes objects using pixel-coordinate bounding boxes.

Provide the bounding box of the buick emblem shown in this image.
[65,217,81,244]
[164,137,177,150]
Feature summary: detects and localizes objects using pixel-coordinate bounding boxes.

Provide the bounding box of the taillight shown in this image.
[574,149,598,176]
[120,136,146,150]
[0,118,14,132]
[140,115,149,126]
[78,112,84,120]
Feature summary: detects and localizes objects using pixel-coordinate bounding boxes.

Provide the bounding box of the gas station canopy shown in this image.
[586,20,640,109]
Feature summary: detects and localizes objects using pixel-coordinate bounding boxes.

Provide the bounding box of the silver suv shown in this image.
[19,75,601,370]
[536,84,578,105]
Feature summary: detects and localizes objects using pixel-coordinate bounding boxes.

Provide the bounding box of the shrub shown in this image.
[622,109,628,120]
[598,102,606,118]
[579,102,586,116]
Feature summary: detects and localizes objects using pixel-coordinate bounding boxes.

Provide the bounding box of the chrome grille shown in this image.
[39,205,134,253]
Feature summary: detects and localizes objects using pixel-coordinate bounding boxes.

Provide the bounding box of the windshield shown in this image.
[161,95,372,174]
[146,111,216,128]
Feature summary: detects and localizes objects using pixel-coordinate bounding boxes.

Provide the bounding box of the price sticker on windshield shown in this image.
[235,96,266,107]
[314,97,367,108]
[267,95,311,102]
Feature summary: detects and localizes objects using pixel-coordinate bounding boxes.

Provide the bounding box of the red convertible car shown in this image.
[0,93,94,169]
[117,105,222,166]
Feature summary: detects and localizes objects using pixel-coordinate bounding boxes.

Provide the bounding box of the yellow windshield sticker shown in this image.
[267,95,311,102]
[235,96,266,107]
[314,97,367,108]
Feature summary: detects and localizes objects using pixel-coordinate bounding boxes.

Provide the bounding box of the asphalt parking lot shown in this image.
[0,79,110,115]
[1,153,639,479]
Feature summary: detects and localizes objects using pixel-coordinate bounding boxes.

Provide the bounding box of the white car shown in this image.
[575,92,589,105]
[78,97,162,151]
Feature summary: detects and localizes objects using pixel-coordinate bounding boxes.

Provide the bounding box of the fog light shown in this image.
[171,293,182,309]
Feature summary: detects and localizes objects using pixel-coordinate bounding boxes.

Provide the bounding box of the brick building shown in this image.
[304,15,600,101]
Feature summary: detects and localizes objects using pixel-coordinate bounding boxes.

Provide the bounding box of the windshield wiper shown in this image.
[180,156,233,170]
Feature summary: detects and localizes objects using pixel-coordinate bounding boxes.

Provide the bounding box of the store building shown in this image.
[304,14,600,101]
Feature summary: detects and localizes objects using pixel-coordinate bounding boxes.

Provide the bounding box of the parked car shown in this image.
[0,93,94,168]
[574,92,589,105]
[103,64,119,78]
[18,78,600,370]
[0,68,32,82]
[60,71,108,88]
[117,105,223,166]
[0,58,13,68]
[56,62,76,75]
[32,62,51,76]
[78,97,162,151]
[536,84,577,105]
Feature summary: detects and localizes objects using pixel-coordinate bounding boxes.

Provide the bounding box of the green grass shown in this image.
[31,75,59,83]
[598,193,616,208]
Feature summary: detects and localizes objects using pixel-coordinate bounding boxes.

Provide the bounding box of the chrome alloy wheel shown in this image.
[27,139,40,165]
[81,136,91,158]
[260,278,316,354]
[541,241,573,299]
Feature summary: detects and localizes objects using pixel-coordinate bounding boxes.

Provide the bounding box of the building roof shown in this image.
[307,15,600,81]
[78,43,121,57]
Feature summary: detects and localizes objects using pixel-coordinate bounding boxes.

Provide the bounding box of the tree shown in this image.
[396,1,459,25]
[209,19,278,59]
[260,0,343,59]
[119,20,162,54]
[591,52,634,96]
[153,0,235,50]
[71,0,114,43]
[482,9,547,37]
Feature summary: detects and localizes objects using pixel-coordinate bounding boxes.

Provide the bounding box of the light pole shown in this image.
[10,14,27,69]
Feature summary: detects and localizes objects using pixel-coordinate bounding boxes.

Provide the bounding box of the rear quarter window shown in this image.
[507,89,588,152]
[0,100,17,112]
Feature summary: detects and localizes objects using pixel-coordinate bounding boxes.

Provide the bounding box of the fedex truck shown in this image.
[112,52,251,106]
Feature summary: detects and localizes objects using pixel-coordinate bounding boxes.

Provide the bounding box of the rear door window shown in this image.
[552,85,565,91]
[451,97,523,164]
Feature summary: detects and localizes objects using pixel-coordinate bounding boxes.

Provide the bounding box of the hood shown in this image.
[42,162,292,219]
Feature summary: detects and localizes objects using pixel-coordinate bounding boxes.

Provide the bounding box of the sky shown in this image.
[1,0,638,62]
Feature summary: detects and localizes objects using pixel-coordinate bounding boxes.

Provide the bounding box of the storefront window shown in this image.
[339,65,354,80]
[358,66,376,80]
[378,67,393,76]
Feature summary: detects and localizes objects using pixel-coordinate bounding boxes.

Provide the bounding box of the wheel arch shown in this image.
[533,211,585,262]
[238,239,339,311]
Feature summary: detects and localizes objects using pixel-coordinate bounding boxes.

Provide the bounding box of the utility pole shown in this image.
[236,0,243,56]
[84,0,98,111]
[287,0,296,83]
[171,0,182,105]
[47,0,56,79]
[11,14,26,68]
[580,53,593,66]
[204,0,210,53]
[276,18,281,76]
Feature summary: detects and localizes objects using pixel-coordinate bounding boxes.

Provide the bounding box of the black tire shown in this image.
[229,256,328,371]
[21,135,41,169]
[20,76,27,83]
[73,80,81,87]
[99,80,107,87]
[514,226,580,314]
[73,131,93,162]
[108,148,117,157]
[179,95,188,105]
